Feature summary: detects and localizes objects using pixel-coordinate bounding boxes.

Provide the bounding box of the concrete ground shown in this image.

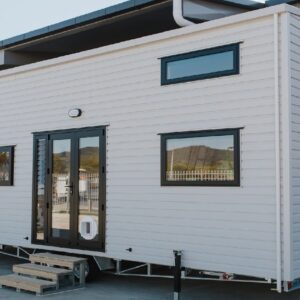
[1,255,300,299]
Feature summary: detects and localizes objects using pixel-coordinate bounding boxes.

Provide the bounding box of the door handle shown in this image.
[65,184,73,195]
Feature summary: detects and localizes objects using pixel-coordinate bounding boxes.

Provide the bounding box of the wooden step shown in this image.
[29,252,87,269]
[13,263,74,281]
[0,274,56,295]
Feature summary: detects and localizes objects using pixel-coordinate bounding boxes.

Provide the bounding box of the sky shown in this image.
[0,0,266,41]
[167,135,233,151]
[0,0,125,40]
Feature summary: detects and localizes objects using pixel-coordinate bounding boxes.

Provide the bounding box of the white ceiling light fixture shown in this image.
[68,108,82,118]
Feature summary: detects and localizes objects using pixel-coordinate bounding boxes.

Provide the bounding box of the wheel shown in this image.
[73,257,100,282]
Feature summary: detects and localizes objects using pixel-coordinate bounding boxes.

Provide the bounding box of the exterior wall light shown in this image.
[68,108,82,118]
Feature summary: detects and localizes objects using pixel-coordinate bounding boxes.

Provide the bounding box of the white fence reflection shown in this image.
[167,170,234,181]
[79,172,99,212]
[52,173,99,212]
[0,169,9,181]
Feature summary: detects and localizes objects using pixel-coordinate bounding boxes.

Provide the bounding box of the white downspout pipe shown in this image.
[274,12,282,293]
[173,0,195,27]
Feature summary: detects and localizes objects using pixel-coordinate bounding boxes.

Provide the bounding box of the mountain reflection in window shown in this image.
[166,135,234,183]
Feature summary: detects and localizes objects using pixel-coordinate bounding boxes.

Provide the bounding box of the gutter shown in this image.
[172,0,264,27]
[274,12,282,293]
[173,0,195,26]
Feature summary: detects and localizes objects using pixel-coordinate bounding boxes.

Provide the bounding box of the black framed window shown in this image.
[161,43,240,85]
[161,129,240,186]
[0,146,14,186]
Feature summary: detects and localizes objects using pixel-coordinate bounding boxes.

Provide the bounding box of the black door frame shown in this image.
[32,126,106,252]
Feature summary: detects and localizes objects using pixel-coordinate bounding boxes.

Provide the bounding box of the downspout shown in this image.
[173,0,195,26]
[274,12,282,293]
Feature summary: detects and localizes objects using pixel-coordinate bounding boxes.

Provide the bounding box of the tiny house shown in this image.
[1,0,300,293]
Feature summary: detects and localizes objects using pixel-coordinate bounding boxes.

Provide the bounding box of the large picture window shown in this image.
[161,43,240,85]
[0,146,14,186]
[161,129,240,186]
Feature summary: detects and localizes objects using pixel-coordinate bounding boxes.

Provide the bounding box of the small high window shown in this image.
[161,44,240,85]
[161,129,240,186]
[0,146,14,186]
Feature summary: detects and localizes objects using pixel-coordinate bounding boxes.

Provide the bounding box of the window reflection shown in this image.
[51,139,71,239]
[0,151,10,182]
[167,51,234,80]
[78,137,100,241]
[166,135,234,182]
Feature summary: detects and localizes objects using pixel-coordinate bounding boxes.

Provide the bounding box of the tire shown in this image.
[73,257,100,282]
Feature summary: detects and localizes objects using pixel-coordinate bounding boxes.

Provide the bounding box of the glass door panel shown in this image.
[51,139,72,239]
[78,136,100,242]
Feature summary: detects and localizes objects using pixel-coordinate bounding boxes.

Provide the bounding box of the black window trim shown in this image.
[0,145,14,186]
[160,128,241,187]
[161,43,240,85]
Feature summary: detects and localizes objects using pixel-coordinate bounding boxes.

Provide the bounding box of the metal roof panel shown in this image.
[75,9,106,24]
[106,1,136,14]
[24,27,50,40]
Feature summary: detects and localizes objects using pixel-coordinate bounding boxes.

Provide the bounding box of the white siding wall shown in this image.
[0,15,278,278]
[289,13,300,280]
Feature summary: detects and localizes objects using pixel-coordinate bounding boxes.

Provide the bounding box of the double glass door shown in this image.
[33,127,105,251]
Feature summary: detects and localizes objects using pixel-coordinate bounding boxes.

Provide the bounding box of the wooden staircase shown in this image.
[0,252,87,295]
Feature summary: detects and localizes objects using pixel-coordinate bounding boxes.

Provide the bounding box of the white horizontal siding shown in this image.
[0,15,277,278]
